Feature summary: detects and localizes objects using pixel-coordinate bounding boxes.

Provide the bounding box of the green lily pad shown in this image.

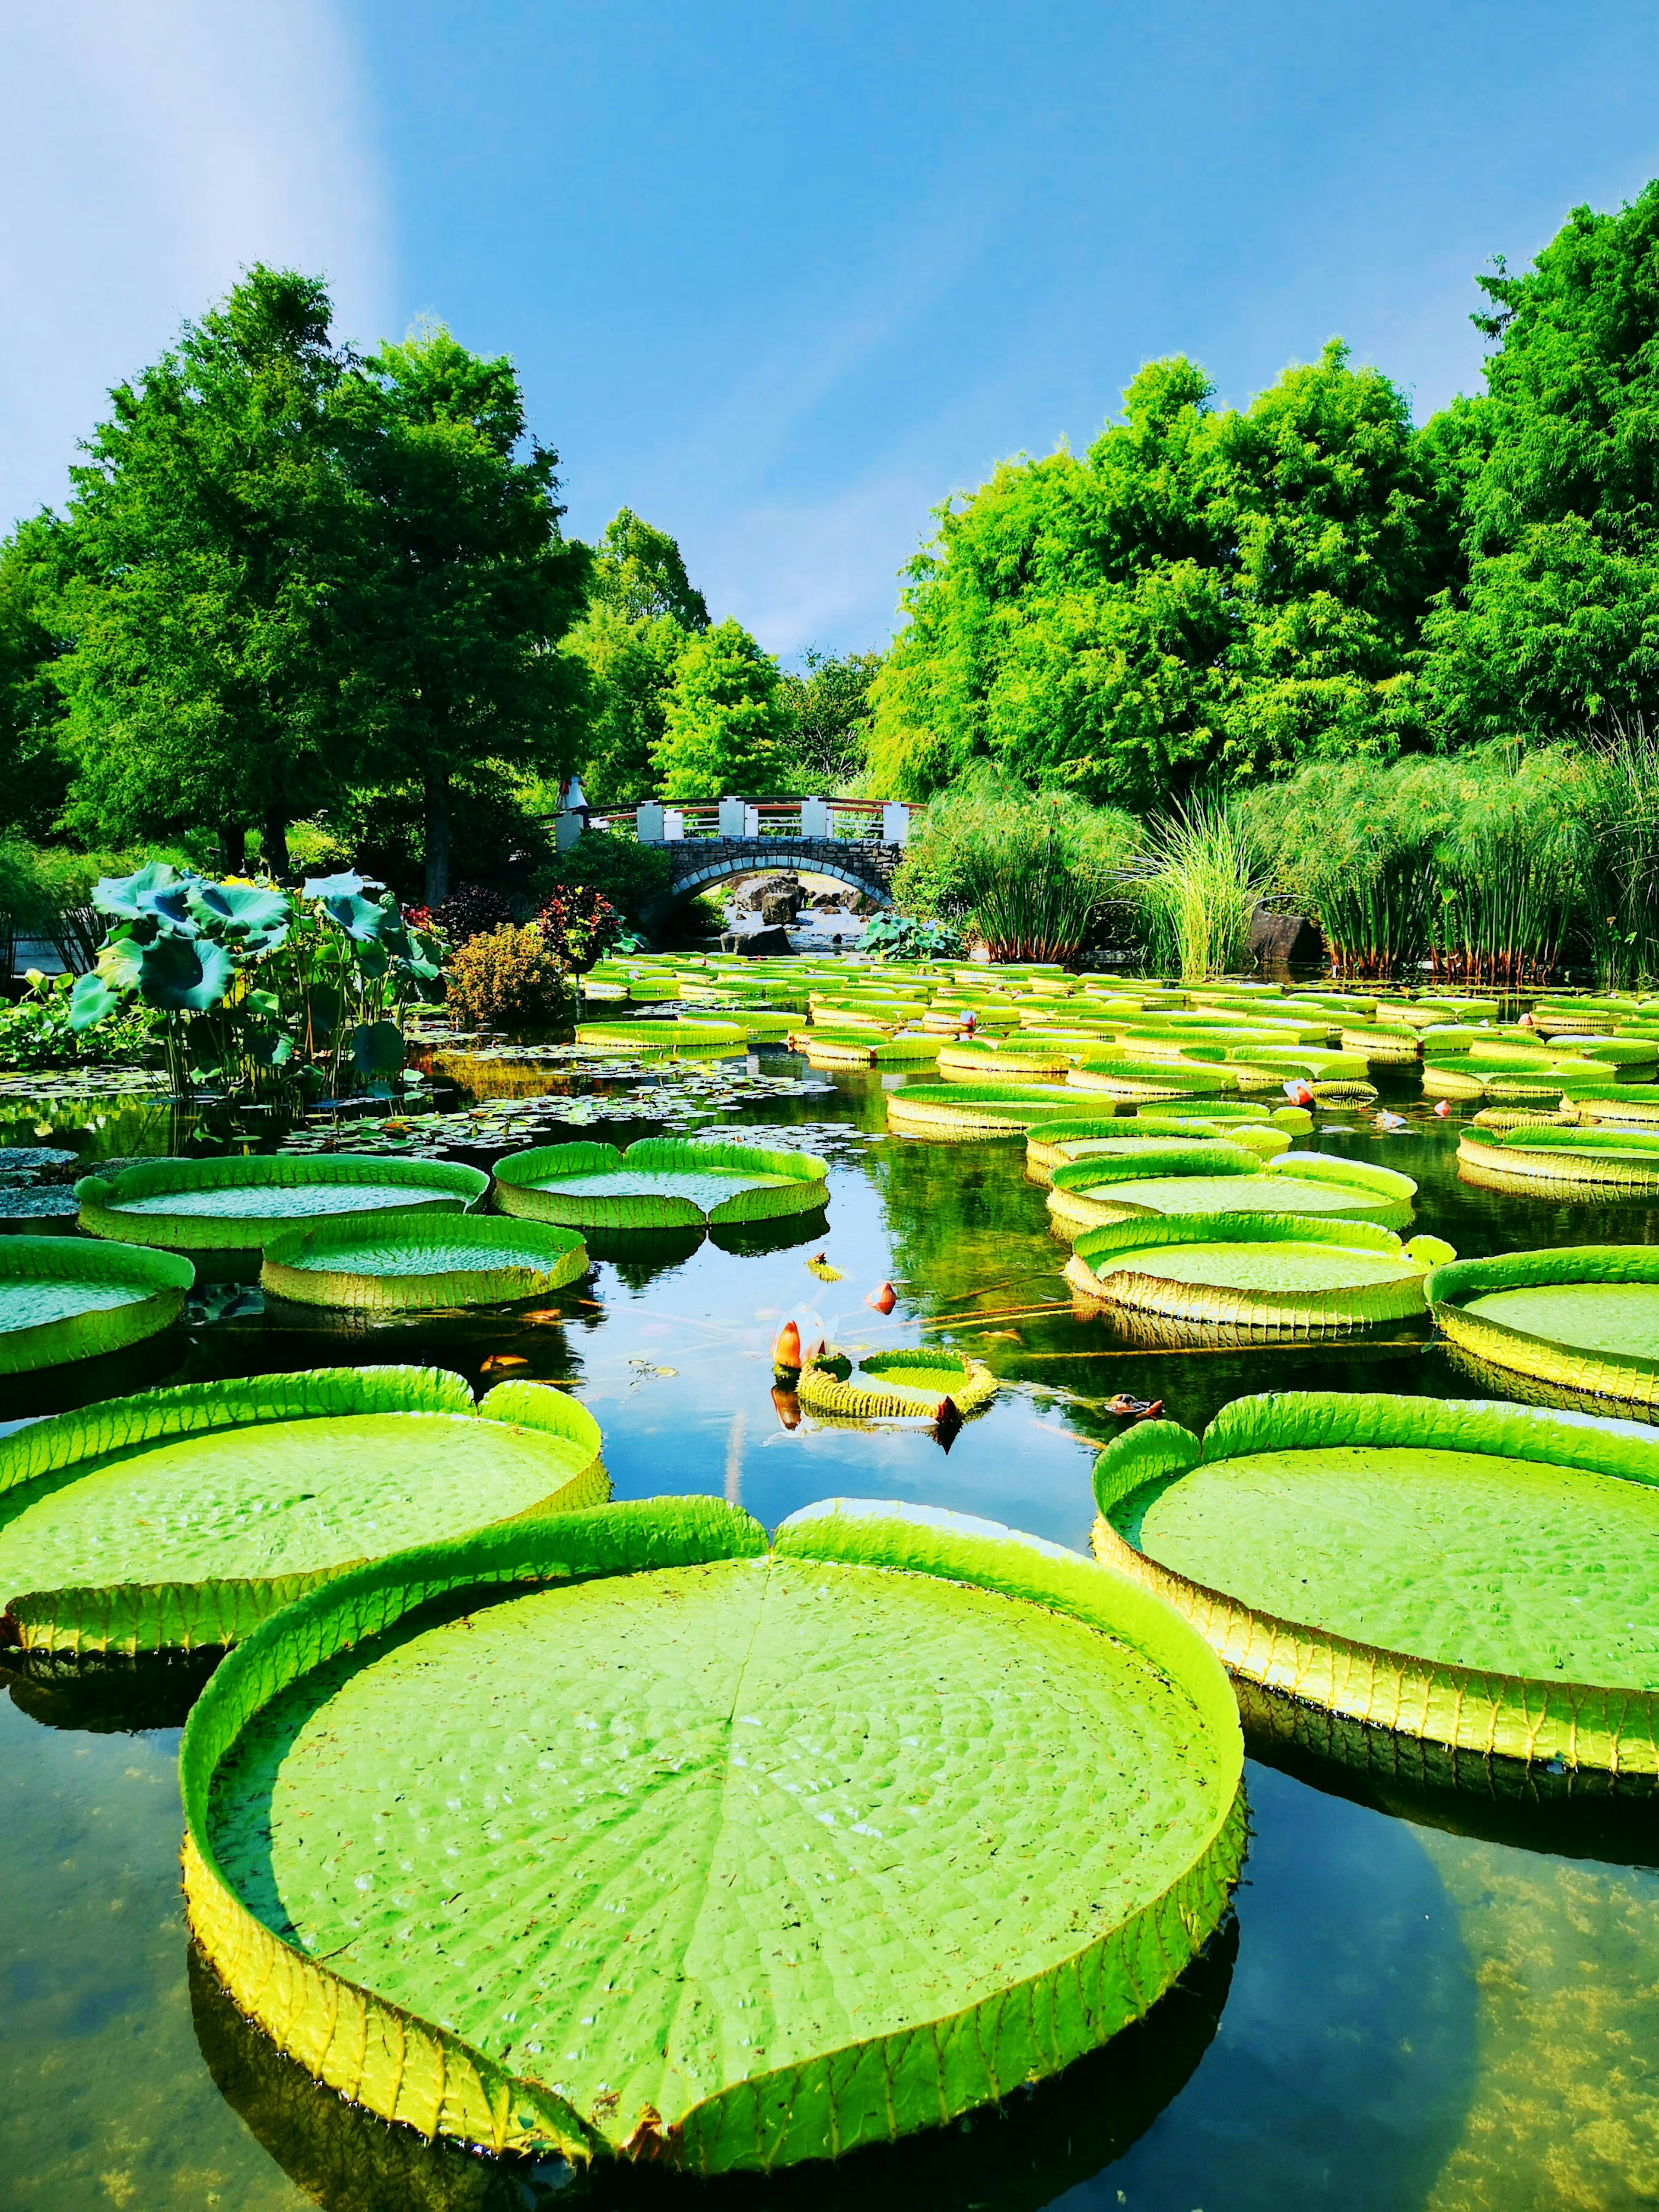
[1048,1148,1415,1241]
[181,1495,1243,2171]
[1091,1392,1659,1771]
[76,1155,489,1249]
[885,1083,1122,1139]
[797,1347,998,1419]
[0,1366,606,1653]
[0,1235,193,1372]
[1427,1244,1659,1413]
[262,1214,589,1313]
[1067,1214,1451,1334]
[493,1137,828,1229]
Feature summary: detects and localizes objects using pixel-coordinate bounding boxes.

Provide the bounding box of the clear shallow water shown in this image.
[0,1056,1655,2209]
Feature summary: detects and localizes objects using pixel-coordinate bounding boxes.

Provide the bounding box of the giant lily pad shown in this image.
[1047,1147,1415,1241]
[493,1136,828,1229]
[1090,1392,1659,1772]
[76,1155,488,1250]
[937,1039,1075,1081]
[0,1235,193,1373]
[263,1214,589,1314]
[885,1082,1123,1140]
[1457,1124,1659,1193]
[797,1348,998,1419]
[575,1020,743,1053]
[1426,1244,1659,1413]
[1064,1060,1235,1102]
[181,1495,1243,2170]
[1066,1214,1453,1334]
[0,1366,607,1654]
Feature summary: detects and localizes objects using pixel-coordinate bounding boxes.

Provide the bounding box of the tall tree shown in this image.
[51,266,352,869]
[652,617,792,800]
[867,347,1459,807]
[564,509,708,807]
[777,645,880,789]
[1421,184,1659,740]
[331,324,591,903]
[0,515,75,839]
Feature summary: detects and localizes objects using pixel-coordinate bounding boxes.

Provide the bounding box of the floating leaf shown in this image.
[180,1495,1243,2169]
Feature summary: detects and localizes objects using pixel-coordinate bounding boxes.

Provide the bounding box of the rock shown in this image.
[810,889,852,911]
[1249,901,1324,968]
[719,926,795,957]
[759,891,800,925]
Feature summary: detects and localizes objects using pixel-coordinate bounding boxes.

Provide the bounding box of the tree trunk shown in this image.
[424,769,452,906]
[262,805,291,882]
[219,824,247,875]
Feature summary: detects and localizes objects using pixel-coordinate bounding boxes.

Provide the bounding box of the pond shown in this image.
[0,1050,1655,2212]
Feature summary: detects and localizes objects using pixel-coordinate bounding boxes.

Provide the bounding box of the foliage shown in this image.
[442,923,575,1030]
[48,267,352,866]
[892,767,1139,960]
[653,617,793,800]
[329,322,592,904]
[1580,716,1659,989]
[69,864,443,1100]
[777,647,880,791]
[1245,747,1591,983]
[868,344,1459,807]
[860,912,964,960]
[1421,184,1659,743]
[0,969,157,1070]
[539,828,672,928]
[431,883,514,943]
[0,516,75,839]
[1129,795,1262,979]
[562,509,708,808]
[534,884,623,970]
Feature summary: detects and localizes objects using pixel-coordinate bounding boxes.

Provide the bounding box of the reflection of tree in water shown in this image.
[863,1135,1065,1315]
[189,1918,1236,2212]
[1,1648,222,1733]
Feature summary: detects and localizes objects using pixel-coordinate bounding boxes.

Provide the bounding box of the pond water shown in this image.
[0,1053,1656,2211]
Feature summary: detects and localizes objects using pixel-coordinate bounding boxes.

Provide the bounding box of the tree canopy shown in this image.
[564,509,709,807]
[777,646,879,790]
[652,617,792,799]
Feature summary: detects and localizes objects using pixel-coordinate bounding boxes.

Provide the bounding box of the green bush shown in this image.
[444,924,575,1030]
[538,831,673,928]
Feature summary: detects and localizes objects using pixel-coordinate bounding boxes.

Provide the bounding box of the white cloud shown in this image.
[0,0,388,524]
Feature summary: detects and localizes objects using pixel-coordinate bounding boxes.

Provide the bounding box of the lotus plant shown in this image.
[69,863,446,1104]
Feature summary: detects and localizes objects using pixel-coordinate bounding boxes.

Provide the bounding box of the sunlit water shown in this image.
[0,1054,1655,2211]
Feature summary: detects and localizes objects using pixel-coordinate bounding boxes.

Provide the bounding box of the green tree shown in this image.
[49,266,352,869]
[652,616,792,799]
[330,324,591,903]
[1421,184,1659,739]
[868,346,1459,807]
[0,515,75,839]
[777,646,881,788]
[564,509,708,807]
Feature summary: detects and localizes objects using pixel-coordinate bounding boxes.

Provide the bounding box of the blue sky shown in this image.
[7,2,1659,657]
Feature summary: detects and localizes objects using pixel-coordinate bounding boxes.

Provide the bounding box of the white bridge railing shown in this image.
[552,797,918,851]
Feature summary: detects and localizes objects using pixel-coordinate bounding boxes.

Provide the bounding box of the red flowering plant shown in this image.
[534,885,624,972]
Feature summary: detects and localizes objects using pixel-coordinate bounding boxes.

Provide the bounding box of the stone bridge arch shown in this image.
[645,836,899,927]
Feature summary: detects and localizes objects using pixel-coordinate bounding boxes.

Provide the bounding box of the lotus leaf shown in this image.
[797,1347,998,1418]
[1090,1390,1659,1771]
[1066,1213,1450,1333]
[263,1214,589,1313]
[77,1155,489,1250]
[0,1235,193,1372]
[0,1365,607,1653]
[93,860,196,937]
[108,931,236,1011]
[186,881,292,949]
[1427,1244,1659,1413]
[493,1136,828,1229]
[1047,1148,1416,1241]
[181,1494,1243,2169]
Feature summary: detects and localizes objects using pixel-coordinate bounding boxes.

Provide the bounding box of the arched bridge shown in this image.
[555,798,916,925]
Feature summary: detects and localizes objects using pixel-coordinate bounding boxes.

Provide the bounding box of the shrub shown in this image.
[444,925,575,1030]
[539,831,673,928]
[433,884,514,944]
[1128,795,1262,980]
[861,913,963,960]
[535,884,623,970]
